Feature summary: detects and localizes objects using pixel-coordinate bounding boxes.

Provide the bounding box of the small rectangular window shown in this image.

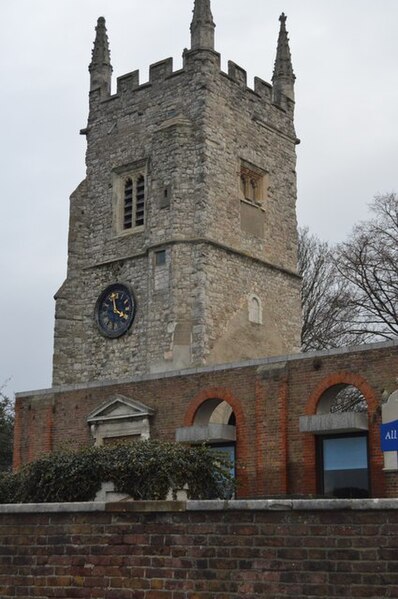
[153,249,169,291]
[160,185,171,209]
[155,250,166,266]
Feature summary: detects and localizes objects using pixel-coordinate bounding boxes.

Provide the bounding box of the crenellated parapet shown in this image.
[87,7,295,123]
[87,51,293,133]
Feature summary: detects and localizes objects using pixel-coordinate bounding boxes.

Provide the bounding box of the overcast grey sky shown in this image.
[1,0,397,398]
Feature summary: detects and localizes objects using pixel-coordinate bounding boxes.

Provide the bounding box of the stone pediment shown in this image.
[87,395,154,424]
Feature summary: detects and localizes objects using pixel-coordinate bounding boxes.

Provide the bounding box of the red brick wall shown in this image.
[1,502,398,598]
[14,343,398,498]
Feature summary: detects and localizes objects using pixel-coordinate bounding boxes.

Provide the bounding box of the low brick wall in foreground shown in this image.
[1,499,398,598]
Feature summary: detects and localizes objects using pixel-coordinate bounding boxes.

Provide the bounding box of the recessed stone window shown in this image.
[155,249,166,266]
[160,185,171,209]
[239,161,267,238]
[248,294,263,324]
[153,248,170,291]
[113,161,147,233]
[240,161,267,208]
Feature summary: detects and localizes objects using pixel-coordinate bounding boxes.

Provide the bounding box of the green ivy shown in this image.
[0,441,234,503]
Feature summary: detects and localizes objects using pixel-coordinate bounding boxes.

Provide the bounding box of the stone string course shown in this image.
[1,500,398,598]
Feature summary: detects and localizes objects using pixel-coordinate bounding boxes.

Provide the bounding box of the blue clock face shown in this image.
[95,284,136,338]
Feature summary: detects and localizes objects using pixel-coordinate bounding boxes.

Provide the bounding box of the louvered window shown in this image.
[122,174,146,231]
[123,178,133,229]
[135,176,145,227]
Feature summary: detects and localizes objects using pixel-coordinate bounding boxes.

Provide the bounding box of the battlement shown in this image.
[114,57,185,96]
[88,5,295,114]
[227,60,247,87]
[90,51,283,119]
[224,60,273,103]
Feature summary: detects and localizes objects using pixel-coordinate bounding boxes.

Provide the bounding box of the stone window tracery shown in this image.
[239,162,267,207]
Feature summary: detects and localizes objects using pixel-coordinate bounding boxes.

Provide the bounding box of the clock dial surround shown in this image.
[95,283,136,338]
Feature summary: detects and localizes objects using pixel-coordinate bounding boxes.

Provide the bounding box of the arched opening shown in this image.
[177,398,237,496]
[317,384,367,414]
[316,384,369,499]
[194,398,236,426]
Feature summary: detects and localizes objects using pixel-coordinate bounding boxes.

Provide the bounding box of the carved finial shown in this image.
[190,0,215,51]
[272,13,295,105]
[89,17,113,96]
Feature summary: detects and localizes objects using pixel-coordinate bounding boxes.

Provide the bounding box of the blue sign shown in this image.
[380,419,398,451]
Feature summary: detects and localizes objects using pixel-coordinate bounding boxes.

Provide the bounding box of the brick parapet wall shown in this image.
[1,500,398,598]
[14,341,398,498]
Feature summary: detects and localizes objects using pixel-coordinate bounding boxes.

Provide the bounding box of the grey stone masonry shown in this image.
[52,3,301,386]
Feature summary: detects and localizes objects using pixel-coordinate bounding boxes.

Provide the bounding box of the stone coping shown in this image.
[15,338,398,399]
[1,498,398,514]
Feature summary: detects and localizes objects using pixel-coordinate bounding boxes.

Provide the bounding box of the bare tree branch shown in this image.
[334,193,398,339]
[298,227,370,351]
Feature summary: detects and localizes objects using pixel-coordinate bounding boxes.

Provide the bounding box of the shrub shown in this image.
[107,441,232,500]
[16,446,107,503]
[0,470,24,503]
[0,441,233,503]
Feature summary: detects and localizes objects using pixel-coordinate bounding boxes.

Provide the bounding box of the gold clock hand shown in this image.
[111,296,128,319]
[111,294,121,315]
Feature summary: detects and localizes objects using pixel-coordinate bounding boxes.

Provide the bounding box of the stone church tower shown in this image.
[52,1,302,386]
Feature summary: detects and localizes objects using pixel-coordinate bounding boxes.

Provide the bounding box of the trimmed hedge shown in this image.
[0,441,233,503]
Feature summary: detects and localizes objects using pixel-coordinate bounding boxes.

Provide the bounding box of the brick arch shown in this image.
[184,387,245,427]
[303,371,384,498]
[305,371,379,416]
[183,387,250,497]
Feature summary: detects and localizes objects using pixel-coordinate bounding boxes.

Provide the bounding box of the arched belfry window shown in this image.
[114,162,147,233]
[123,173,146,230]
